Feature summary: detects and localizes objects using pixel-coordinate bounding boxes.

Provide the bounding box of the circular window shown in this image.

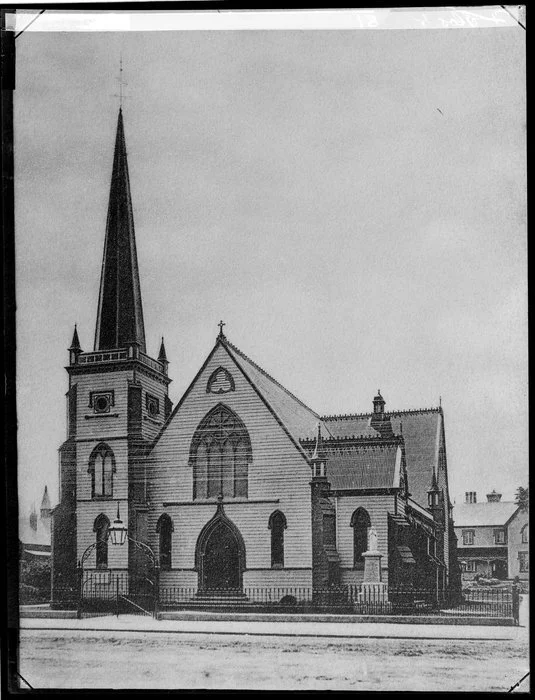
[95,396,110,413]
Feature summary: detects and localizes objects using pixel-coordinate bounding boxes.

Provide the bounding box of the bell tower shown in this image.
[53,109,173,604]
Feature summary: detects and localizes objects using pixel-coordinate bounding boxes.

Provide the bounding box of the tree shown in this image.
[515,486,529,512]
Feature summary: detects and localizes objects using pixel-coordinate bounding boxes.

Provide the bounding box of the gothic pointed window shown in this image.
[156,514,174,571]
[350,508,371,569]
[94,514,110,569]
[88,443,116,498]
[269,511,287,569]
[190,404,252,500]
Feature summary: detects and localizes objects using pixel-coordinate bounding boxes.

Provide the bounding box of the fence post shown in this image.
[512,584,520,625]
[116,575,120,618]
[154,567,160,619]
[76,566,83,620]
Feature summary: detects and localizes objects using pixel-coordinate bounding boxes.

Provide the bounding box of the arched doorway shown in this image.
[196,504,246,593]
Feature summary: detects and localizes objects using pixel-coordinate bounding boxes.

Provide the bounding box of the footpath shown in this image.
[19,597,529,642]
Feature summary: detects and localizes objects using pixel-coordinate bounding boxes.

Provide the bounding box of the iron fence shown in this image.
[71,574,519,623]
[158,584,518,621]
[78,571,157,617]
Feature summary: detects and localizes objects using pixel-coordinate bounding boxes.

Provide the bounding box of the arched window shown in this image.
[88,443,115,498]
[521,524,528,544]
[157,514,174,570]
[93,514,110,569]
[190,404,252,500]
[350,508,371,568]
[268,510,287,569]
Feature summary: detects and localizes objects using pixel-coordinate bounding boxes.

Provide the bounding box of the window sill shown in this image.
[92,496,114,501]
[85,413,119,420]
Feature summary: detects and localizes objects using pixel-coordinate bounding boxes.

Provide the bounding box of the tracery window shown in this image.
[350,508,371,568]
[94,513,110,569]
[269,511,287,569]
[191,404,251,500]
[88,443,115,498]
[157,514,174,571]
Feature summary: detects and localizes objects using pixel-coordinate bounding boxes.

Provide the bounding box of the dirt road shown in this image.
[17,627,529,691]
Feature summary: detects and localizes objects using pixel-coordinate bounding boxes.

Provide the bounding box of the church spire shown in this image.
[94,109,146,353]
[40,484,51,519]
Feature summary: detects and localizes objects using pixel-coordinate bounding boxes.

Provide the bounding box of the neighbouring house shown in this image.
[454,490,529,581]
[19,486,52,560]
[51,109,462,608]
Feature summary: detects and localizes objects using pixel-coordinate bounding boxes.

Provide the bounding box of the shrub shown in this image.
[279,595,297,606]
[19,557,51,603]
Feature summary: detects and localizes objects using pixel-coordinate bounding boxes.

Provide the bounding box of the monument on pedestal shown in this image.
[360,526,388,605]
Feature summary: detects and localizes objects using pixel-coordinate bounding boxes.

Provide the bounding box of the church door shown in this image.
[202,522,241,592]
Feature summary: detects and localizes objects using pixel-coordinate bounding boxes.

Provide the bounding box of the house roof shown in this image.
[322,408,442,507]
[452,501,518,527]
[324,442,401,491]
[223,339,328,443]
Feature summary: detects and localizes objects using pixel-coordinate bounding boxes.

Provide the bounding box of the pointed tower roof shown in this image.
[429,466,439,493]
[69,324,81,351]
[94,108,146,352]
[41,485,51,511]
[158,336,168,363]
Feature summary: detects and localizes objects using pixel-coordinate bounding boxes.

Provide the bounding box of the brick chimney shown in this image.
[465,491,477,504]
[486,490,502,503]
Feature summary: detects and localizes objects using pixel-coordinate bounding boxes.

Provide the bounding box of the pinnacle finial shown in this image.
[158,336,168,362]
[69,324,81,352]
[312,422,322,460]
[218,320,226,339]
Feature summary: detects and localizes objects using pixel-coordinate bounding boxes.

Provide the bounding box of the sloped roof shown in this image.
[223,339,328,443]
[323,409,441,507]
[325,442,400,491]
[452,501,518,527]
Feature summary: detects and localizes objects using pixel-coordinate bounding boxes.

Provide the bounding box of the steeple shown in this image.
[40,485,51,519]
[94,108,146,353]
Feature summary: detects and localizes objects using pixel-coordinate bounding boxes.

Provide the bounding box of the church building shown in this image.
[51,110,461,608]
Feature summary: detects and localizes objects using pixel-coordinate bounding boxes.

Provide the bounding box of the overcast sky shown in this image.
[14,18,526,517]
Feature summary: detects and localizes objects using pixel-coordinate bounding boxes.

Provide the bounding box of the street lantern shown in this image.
[108,501,128,546]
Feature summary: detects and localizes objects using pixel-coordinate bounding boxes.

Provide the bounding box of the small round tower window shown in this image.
[95,396,110,413]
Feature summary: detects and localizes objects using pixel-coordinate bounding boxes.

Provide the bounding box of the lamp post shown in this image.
[77,502,159,618]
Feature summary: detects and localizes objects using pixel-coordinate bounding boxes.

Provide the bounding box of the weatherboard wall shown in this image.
[145,343,313,588]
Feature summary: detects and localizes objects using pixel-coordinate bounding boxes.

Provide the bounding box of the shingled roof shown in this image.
[323,441,402,491]
[223,339,330,443]
[322,409,442,508]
